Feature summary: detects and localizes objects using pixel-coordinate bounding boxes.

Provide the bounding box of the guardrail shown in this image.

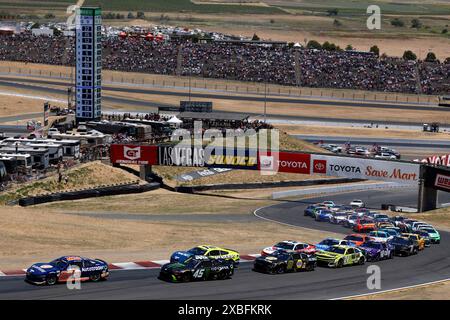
[18,182,160,207]
[175,178,364,193]
[271,182,410,199]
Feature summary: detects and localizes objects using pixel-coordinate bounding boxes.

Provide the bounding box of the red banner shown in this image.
[415,154,450,167]
[110,144,158,165]
[258,152,311,174]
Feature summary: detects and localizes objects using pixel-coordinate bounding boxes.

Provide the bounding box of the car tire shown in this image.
[358,257,365,265]
[276,265,286,274]
[182,273,191,282]
[46,275,58,286]
[413,248,418,255]
[89,273,101,282]
[389,251,394,259]
[336,259,344,268]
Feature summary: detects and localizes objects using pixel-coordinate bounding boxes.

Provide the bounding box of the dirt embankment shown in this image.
[0,161,141,204]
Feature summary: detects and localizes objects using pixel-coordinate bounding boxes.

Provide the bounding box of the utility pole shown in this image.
[264,78,267,123]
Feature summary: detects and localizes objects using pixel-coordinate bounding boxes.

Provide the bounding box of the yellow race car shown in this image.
[170,245,240,266]
[401,233,425,251]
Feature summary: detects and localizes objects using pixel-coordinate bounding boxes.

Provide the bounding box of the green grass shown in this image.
[279,0,450,15]
[86,0,284,14]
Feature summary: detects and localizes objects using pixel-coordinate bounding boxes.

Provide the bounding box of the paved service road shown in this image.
[0,187,448,299]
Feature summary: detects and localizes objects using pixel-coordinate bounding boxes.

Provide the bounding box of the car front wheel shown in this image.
[46,275,58,286]
[90,273,101,282]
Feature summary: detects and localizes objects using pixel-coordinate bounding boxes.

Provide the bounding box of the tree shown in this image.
[442,28,448,34]
[411,18,422,29]
[403,50,417,61]
[424,52,437,63]
[252,33,260,41]
[370,45,380,56]
[327,9,338,16]
[44,13,55,19]
[137,11,145,19]
[391,18,405,27]
[445,57,450,64]
[345,44,354,51]
[322,41,337,51]
[306,40,322,50]
[127,12,135,19]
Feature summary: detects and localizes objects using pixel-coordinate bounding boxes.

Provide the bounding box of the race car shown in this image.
[418,226,440,244]
[401,233,425,251]
[378,228,401,237]
[353,219,376,233]
[329,211,350,224]
[315,238,351,251]
[321,200,336,208]
[388,236,417,256]
[344,214,359,228]
[315,209,333,222]
[315,245,365,268]
[350,199,365,208]
[359,241,394,261]
[343,234,372,246]
[413,230,431,247]
[368,230,393,242]
[261,240,316,256]
[253,250,316,274]
[170,245,240,266]
[159,256,234,282]
[304,204,327,217]
[25,256,109,285]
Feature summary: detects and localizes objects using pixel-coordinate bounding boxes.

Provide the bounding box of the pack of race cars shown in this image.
[24,200,441,286]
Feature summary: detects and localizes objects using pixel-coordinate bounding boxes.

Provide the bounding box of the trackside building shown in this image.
[75,7,102,123]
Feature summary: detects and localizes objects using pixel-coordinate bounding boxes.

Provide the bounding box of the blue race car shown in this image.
[25,256,109,285]
[315,209,333,222]
[315,238,351,251]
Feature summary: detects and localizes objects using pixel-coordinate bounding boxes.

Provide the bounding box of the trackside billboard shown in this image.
[258,152,310,174]
[110,144,158,165]
[310,154,420,184]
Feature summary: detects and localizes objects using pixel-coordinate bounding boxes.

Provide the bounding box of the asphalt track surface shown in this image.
[1,187,449,299]
[294,135,450,149]
[1,76,450,127]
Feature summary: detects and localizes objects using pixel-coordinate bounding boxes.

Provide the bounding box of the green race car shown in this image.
[316,245,366,268]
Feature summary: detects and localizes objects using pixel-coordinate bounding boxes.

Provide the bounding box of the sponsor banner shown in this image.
[414,154,450,167]
[435,174,450,191]
[311,154,420,183]
[258,152,311,174]
[110,144,158,165]
[176,168,233,182]
[158,145,258,169]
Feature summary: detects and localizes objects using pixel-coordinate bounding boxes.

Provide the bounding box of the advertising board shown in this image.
[110,144,158,165]
[310,154,420,184]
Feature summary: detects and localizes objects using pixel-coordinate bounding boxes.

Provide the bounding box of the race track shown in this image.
[1,187,449,300]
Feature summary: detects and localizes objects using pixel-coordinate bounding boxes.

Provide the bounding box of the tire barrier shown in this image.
[175,178,364,193]
[18,182,160,207]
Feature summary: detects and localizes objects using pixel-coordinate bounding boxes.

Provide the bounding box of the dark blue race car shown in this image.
[25,256,109,285]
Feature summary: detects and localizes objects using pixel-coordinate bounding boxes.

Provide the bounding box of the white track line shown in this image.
[0,91,65,103]
[331,278,450,300]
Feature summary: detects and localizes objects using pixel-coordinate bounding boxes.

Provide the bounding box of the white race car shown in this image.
[350,199,365,208]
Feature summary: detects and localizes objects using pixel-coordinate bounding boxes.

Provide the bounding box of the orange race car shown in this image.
[343,234,372,246]
[353,219,376,233]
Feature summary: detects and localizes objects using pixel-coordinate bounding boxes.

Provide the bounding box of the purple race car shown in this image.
[359,241,394,261]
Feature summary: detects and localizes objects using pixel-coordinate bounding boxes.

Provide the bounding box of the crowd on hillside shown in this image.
[0,33,448,95]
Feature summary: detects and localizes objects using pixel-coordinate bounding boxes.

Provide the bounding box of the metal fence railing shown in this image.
[0,65,439,105]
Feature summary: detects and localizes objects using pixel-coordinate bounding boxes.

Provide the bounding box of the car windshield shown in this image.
[345,235,363,242]
[275,242,295,250]
[364,242,382,249]
[422,228,436,233]
[328,247,346,254]
[188,247,207,255]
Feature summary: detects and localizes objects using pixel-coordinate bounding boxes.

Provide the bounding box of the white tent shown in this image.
[167,116,183,127]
